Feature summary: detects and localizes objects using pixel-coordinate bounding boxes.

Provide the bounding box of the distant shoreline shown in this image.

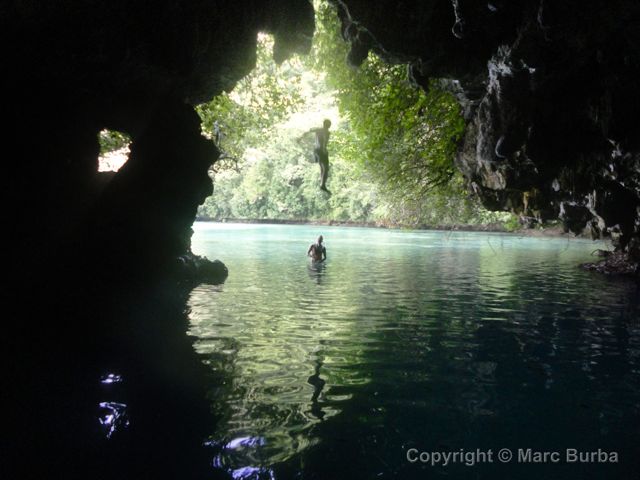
[195,217,592,240]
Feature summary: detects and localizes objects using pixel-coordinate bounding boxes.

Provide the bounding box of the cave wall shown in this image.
[4,6,316,471]
[5,0,640,276]
[330,0,640,257]
[5,0,315,277]
[3,1,638,473]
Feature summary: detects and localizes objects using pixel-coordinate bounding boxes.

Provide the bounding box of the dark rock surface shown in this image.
[330,0,640,267]
[175,252,230,285]
[87,100,219,272]
[2,1,639,477]
[3,3,313,478]
[582,250,639,277]
[5,0,315,282]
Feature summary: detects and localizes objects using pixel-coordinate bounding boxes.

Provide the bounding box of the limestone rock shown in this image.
[330,0,640,253]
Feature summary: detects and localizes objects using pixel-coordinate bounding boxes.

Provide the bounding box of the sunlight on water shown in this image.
[188,223,640,480]
[98,373,128,439]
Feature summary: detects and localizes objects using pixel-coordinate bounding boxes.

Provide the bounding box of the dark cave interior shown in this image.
[2,0,639,478]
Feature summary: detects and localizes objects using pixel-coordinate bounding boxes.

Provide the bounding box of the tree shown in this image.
[195,2,514,228]
[305,1,466,196]
[197,34,305,173]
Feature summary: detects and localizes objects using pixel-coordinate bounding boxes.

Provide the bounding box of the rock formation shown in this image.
[5,0,315,281]
[3,2,638,477]
[5,0,639,277]
[330,0,640,274]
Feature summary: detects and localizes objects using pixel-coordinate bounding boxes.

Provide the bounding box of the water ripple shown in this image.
[189,223,640,479]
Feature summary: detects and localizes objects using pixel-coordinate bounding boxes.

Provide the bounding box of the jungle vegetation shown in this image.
[100,0,514,228]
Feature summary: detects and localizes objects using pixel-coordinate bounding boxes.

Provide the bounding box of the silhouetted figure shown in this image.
[308,119,331,193]
[307,235,326,263]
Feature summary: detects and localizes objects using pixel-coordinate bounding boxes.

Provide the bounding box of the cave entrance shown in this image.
[195,4,513,228]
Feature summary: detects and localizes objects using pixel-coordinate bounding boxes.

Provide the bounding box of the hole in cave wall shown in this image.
[98,129,132,172]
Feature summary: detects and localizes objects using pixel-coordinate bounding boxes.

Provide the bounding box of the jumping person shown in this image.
[307,119,331,193]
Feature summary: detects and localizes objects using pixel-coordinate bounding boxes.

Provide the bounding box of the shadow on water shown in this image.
[4,272,231,480]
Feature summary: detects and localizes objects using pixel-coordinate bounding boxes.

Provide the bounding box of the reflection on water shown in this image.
[100,373,123,385]
[189,223,640,479]
[307,260,327,285]
[98,401,129,439]
[98,372,129,439]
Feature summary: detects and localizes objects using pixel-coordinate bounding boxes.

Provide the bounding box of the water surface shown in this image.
[189,223,639,480]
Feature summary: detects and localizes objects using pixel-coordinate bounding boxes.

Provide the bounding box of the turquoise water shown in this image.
[189,223,639,480]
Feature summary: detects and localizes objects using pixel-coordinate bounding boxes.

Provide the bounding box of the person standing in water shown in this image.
[308,119,331,193]
[307,235,327,262]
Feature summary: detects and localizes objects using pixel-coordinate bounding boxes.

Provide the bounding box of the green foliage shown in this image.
[196,35,305,172]
[306,1,465,195]
[503,215,523,232]
[195,1,513,229]
[98,129,130,155]
[198,132,378,222]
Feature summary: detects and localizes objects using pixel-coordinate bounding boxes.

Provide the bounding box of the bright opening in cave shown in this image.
[191,21,512,227]
[98,129,131,172]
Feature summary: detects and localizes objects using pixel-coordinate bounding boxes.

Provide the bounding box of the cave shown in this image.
[6,0,639,280]
[4,0,639,478]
